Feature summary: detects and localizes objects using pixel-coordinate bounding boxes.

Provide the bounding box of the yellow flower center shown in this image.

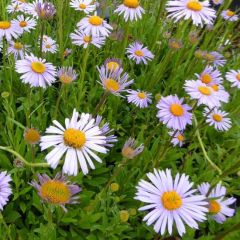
[135,50,144,57]
[64,128,86,149]
[209,200,221,214]
[40,180,71,204]
[0,21,11,30]
[170,104,184,117]
[45,44,52,49]
[226,10,235,17]
[187,0,203,11]
[123,0,139,8]
[201,74,212,84]
[170,41,181,49]
[236,73,240,81]
[79,3,86,9]
[105,78,120,92]
[213,114,222,122]
[60,74,73,84]
[177,134,184,142]
[107,62,119,71]
[24,128,40,144]
[198,86,212,95]
[162,191,182,210]
[122,146,135,159]
[137,92,146,99]
[19,21,27,27]
[14,42,23,50]
[89,16,103,26]
[204,53,215,62]
[211,84,219,92]
[31,62,46,74]
[83,36,92,43]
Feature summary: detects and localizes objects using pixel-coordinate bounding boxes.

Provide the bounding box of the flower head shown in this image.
[41,35,58,53]
[135,169,208,236]
[198,182,236,223]
[127,89,152,108]
[226,70,240,89]
[15,54,57,88]
[0,171,12,211]
[169,131,185,147]
[104,58,122,72]
[70,0,96,14]
[203,51,226,67]
[8,41,29,60]
[0,20,21,41]
[36,1,56,19]
[97,65,134,97]
[24,128,41,144]
[58,67,78,84]
[221,10,239,22]
[169,38,183,50]
[166,0,216,27]
[114,0,145,22]
[12,15,36,34]
[126,42,154,65]
[30,173,81,211]
[204,108,231,131]
[156,95,192,131]
[122,137,144,159]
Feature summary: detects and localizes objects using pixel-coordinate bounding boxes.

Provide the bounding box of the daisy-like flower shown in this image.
[57,67,78,84]
[114,0,145,22]
[210,84,229,104]
[135,169,208,236]
[15,54,57,88]
[203,51,226,67]
[221,10,239,22]
[0,171,12,210]
[169,131,185,147]
[195,65,223,86]
[198,182,236,223]
[24,128,41,145]
[8,41,28,60]
[70,29,105,48]
[212,0,224,5]
[104,58,122,72]
[226,70,240,89]
[40,109,113,175]
[30,173,81,211]
[7,2,26,13]
[127,89,152,108]
[97,65,134,97]
[70,0,96,14]
[184,80,221,108]
[156,95,192,131]
[63,48,72,59]
[26,0,43,17]
[126,42,154,65]
[41,36,58,53]
[77,15,112,37]
[203,108,231,131]
[12,15,37,34]
[169,38,183,50]
[0,20,21,41]
[166,0,216,27]
[122,137,144,159]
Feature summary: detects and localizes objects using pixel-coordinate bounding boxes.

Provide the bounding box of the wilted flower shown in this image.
[36,1,56,20]
[24,128,41,145]
[169,38,183,50]
[122,137,144,159]
[58,67,78,84]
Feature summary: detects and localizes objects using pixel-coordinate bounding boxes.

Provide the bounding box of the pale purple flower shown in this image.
[221,10,239,22]
[198,182,236,223]
[169,131,185,147]
[127,89,152,108]
[204,51,226,67]
[57,67,78,84]
[70,0,96,14]
[135,169,208,236]
[0,171,12,211]
[226,70,240,89]
[126,42,154,64]
[8,41,29,60]
[122,137,144,159]
[0,20,21,41]
[12,15,37,34]
[156,95,192,131]
[35,1,56,19]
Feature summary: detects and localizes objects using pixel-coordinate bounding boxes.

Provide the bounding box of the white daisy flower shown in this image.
[70,29,105,48]
[198,182,236,223]
[15,53,57,88]
[184,80,221,108]
[126,42,154,65]
[7,2,26,13]
[77,15,112,37]
[135,169,208,236]
[226,69,240,89]
[70,0,96,14]
[204,107,232,131]
[210,84,229,104]
[97,65,134,97]
[0,20,21,41]
[166,0,216,27]
[8,41,29,60]
[114,0,145,22]
[127,89,152,108]
[195,65,223,86]
[169,131,185,147]
[40,109,112,176]
[221,10,239,22]
[12,15,37,34]
[41,36,58,53]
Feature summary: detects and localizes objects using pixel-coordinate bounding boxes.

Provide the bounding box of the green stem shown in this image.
[194,116,222,175]
[121,21,130,60]
[54,84,64,119]
[0,213,12,240]
[0,146,49,168]
[39,21,45,57]
[94,91,109,116]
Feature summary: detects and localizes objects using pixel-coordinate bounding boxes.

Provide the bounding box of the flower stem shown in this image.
[121,21,130,60]
[0,146,49,168]
[94,91,109,116]
[39,21,45,57]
